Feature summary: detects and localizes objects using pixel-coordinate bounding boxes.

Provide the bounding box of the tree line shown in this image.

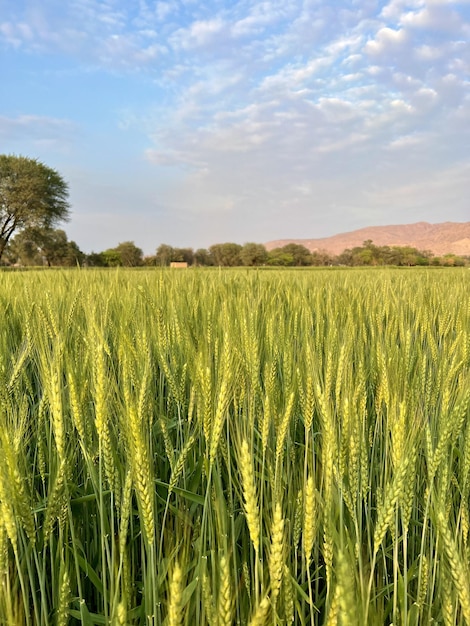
[2,232,467,268]
[1,155,467,269]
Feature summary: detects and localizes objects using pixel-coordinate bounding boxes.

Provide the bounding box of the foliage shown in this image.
[266,249,295,266]
[101,247,123,267]
[239,242,268,266]
[6,227,84,266]
[155,243,176,266]
[115,241,144,267]
[155,244,194,266]
[0,268,469,624]
[266,243,312,266]
[69,240,469,269]
[208,242,242,266]
[172,247,194,265]
[86,251,108,267]
[0,154,70,261]
[338,240,434,266]
[100,241,143,267]
[194,248,213,266]
[310,249,334,266]
[277,242,312,265]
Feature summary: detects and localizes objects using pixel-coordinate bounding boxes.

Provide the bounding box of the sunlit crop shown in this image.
[0,267,468,625]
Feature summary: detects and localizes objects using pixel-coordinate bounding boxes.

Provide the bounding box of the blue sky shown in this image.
[1,0,469,254]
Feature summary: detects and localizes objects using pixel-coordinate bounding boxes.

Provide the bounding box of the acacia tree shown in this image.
[0,155,70,262]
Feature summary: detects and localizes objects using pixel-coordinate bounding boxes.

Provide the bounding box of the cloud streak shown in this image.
[0,114,76,150]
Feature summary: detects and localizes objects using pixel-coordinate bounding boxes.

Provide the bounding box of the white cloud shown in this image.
[232,1,289,37]
[326,34,363,56]
[401,5,465,32]
[258,56,333,94]
[317,97,359,123]
[387,131,430,150]
[380,0,424,21]
[171,18,227,50]
[415,43,444,60]
[364,27,408,55]
[410,86,438,106]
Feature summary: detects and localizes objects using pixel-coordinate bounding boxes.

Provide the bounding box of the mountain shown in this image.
[266,221,470,257]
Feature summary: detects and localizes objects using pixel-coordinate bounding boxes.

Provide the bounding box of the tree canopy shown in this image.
[209,243,242,266]
[240,242,268,266]
[97,242,144,267]
[7,227,85,267]
[154,244,194,266]
[0,155,70,261]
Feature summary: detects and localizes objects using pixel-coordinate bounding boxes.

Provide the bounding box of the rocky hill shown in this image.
[266,221,470,256]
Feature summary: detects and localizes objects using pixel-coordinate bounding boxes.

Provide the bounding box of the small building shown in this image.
[170,262,188,268]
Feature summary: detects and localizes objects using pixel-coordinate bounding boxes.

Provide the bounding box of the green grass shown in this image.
[0,267,469,625]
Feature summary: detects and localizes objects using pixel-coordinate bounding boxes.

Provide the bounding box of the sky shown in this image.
[1,0,469,254]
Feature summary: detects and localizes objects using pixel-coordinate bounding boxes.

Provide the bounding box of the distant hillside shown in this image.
[266,222,470,257]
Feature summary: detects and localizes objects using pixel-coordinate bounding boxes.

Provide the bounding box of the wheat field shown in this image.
[0,267,469,625]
